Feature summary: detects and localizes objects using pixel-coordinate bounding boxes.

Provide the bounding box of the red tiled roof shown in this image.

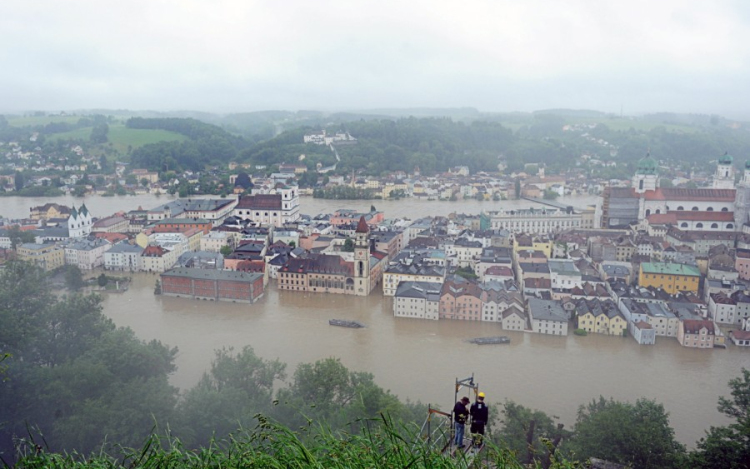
[644,188,736,202]
[647,213,678,224]
[236,194,282,210]
[355,216,369,233]
[682,319,715,335]
[730,330,750,340]
[93,232,128,243]
[485,265,513,276]
[672,211,734,221]
[441,280,482,299]
[524,277,551,289]
[236,260,265,272]
[142,245,166,257]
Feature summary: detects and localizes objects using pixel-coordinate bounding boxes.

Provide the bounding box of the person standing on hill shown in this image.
[470,392,489,447]
[453,396,470,448]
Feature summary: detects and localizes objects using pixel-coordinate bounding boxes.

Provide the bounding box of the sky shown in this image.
[2,0,750,118]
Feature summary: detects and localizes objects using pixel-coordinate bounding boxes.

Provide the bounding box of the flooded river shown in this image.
[6,193,746,446]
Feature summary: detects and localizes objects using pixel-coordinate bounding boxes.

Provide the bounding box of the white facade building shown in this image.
[67,204,93,238]
[64,238,111,270]
[393,281,441,320]
[104,243,143,272]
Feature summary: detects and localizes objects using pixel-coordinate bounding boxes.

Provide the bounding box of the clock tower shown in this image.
[353,216,371,296]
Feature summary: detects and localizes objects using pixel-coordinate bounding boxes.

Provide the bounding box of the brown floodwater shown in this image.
[102,274,747,447]
[7,194,747,446]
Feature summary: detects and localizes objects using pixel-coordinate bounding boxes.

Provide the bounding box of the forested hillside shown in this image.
[4,111,750,179]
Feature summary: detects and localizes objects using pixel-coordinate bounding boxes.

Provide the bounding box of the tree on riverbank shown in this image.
[565,397,685,469]
[690,368,750,468]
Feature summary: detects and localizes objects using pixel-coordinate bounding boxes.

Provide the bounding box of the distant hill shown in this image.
[533,109,609,118]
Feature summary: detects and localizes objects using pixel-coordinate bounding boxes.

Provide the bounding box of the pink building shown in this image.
[677,319,715,349]
[439,280,483,321]
[735,249,750,280]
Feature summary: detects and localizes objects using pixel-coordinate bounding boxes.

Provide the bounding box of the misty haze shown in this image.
[1,1,749,468]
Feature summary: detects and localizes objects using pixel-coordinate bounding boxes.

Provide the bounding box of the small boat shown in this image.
[467,336,510,345]
[329,319,366,328]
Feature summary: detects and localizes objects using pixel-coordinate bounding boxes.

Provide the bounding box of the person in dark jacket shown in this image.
[470,392,489,447]
[453,396,470,447]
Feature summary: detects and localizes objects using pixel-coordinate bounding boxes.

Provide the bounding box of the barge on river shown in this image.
[329,319,366,328]
[467,336,510,345]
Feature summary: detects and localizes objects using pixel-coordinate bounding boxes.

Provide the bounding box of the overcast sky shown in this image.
[2,0,749,117]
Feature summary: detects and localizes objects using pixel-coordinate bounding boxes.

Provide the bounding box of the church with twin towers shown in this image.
[601,152,750,232]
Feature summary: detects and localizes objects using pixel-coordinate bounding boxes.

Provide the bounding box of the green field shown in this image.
[48,124,188,155]
[7,114,84,126]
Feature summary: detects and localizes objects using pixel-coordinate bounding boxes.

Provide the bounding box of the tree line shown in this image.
[1,261,748,467]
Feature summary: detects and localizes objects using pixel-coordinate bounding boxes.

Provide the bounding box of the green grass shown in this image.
[10,415,581,468]
[48,124,188,155]
[6,115,84,127]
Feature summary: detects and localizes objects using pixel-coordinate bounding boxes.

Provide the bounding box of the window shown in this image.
[711,223,719,229]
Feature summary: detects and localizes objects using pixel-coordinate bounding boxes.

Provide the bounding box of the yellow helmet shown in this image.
[478,392,485,398]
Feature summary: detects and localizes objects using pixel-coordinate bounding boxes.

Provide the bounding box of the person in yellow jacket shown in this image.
[469,392,489,448]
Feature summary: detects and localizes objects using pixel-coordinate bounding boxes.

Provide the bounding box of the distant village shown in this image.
[2,132,750,351]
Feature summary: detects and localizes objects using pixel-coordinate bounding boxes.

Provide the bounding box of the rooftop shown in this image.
[641,262,700,277]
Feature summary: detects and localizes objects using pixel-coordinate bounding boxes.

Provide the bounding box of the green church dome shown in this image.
[636,153,658,175]
[744,159,750,170]
[719,152,733,165]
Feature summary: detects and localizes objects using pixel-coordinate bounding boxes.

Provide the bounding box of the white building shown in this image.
[482,208,582,234]
[141,244,179,273]
[200,231,235,253]
[548,259,583,290]
[708,292,738,325]
[393,281,441,320]
[104,242,144,272]
[64,238,111,270]
[67,204,93,238]
[233,186,300,227]
[630,321,656,345]
[500,307,528,331]
[527,298,569,335]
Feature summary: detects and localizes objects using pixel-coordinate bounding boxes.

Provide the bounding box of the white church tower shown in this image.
[68,204,93,238]
[353,216,371,296]
[632,153,658,194]
[713,152,736,189]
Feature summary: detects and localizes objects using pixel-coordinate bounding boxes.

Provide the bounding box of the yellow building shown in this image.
[513,234,552,259]
[17,243,65,272]
[638,262,700,294]
[607,314,627,336]
[29,203,70,221]
[574,298,627,336]
[382,182,409,199]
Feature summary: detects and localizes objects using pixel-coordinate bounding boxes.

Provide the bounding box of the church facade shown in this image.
[67,204,93,238]
[601,154,746,233]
